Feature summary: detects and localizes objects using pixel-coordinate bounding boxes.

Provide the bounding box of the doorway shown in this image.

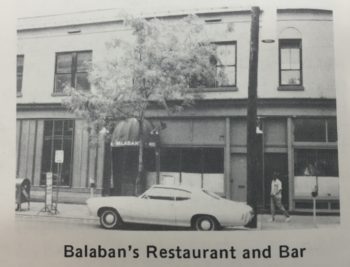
[111,147,156,196]
[263,153,289,211]
[111,147,138,196]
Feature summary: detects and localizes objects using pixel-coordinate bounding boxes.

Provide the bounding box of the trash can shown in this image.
[15,178,30,211]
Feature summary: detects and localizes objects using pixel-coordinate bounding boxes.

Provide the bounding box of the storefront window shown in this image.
[294,118,337,142]
[181,148,202,173]
[40,120,74,186]
[294,149,339,198]
[327,118,338,142]
[294,149,338,177]
[160,148,181,173]
[294,118,326,142]
[203,148,224,173]
[159,147,224,194]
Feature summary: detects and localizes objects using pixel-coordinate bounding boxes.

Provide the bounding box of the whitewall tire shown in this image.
[194,215,218,231]
[100,209,121,229]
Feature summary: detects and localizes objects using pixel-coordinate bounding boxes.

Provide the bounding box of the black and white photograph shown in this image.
[2,0,350,266]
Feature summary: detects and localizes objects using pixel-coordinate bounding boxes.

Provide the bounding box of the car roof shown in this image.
[150,184,202,193]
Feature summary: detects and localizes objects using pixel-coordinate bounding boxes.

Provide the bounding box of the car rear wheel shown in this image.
[100,209,121,229]
[194,215,218,231]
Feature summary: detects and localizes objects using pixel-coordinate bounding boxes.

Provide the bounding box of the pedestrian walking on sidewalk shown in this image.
[270,172,291,222]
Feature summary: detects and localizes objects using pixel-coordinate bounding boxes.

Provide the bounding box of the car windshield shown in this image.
[202,189,221,200]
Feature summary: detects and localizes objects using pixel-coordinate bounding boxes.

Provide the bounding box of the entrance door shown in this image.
[111,147,156,196]
[112,147,138,196]
[230,154,247,202]
[263,153,289,210]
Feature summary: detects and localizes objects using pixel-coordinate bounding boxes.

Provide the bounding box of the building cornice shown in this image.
[17,7,332,32]
[17,98,336,112]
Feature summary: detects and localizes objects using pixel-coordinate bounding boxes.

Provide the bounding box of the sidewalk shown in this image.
[15,201,340,230]
[258,214,340,230]
[15,201,98,224]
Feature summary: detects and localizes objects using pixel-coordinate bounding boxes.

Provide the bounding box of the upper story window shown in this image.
[279,39,302,87]
[214,41,237,87]
[190,41,236,90]
[17,55,24,95]
[54,51,92,94]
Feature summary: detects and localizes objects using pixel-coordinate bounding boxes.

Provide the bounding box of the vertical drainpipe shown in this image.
[287,117,294,211]
[224,117,231,199]
[17,120,23,177]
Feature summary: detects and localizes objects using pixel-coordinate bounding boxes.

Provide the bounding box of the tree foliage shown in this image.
[63,15,219,139]
[63,15,222,195]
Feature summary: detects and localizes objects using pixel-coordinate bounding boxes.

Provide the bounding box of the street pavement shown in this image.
[15,201,340,230]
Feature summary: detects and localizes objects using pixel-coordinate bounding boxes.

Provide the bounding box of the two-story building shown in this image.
[16,7,338,212]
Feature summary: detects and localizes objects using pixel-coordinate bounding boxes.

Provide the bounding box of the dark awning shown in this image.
[111,118,153,147]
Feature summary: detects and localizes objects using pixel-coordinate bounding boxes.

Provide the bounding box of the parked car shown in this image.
[86,185,254,230]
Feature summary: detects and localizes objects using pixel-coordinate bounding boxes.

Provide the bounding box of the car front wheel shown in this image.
[100,209,121,229]
[194,215,218,231]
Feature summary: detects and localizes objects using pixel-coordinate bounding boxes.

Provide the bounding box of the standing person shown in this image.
[270,172,291,222]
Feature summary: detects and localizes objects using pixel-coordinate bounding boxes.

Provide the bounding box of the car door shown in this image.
[136,187,176,226]
[173,189,193,227]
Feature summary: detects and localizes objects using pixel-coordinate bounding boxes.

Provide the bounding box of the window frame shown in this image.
[190,41,237,91]
[278,39,303,90]
[17,55,24,96]
[293,117,338,143]
[53,50,92,95]
[40,119,75,187]
[160,147,224,177]
[294,148,339,177]
[213,40,237,89]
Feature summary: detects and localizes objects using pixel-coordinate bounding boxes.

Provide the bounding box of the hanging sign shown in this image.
[55,150,64,164]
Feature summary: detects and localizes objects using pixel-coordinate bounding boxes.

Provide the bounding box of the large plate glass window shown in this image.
[294,118,337,142]
[293,117,339,210]
[294,149,339,199]
[40,120,74,186]
[151,147,224,195]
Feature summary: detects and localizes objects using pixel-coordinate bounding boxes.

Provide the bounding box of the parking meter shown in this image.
[89,178,96,198]
[311,185,318,198]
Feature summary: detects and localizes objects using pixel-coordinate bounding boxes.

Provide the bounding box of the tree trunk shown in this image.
[102,140,112,196]
[135,119,144,195]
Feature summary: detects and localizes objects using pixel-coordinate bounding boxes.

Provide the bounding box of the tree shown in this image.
[63,15,223,195]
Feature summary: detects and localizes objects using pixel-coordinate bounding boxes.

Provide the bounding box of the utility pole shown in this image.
[246,6,260,228]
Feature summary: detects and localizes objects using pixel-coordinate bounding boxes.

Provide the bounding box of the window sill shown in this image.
[191,86,238,92]
[278,85,304,91]
[17,92,23,97]
[51,92,68,97]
